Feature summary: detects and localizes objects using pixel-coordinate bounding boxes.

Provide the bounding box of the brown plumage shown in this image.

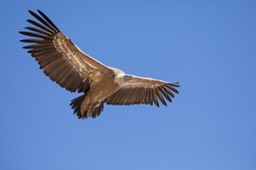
[20,10,180,119]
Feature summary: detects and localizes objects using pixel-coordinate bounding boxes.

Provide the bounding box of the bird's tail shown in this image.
[70,94,104,119]
[70,94,86,119]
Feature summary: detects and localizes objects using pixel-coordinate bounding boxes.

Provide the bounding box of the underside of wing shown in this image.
[20,10,109,92]
[106,75,180,107]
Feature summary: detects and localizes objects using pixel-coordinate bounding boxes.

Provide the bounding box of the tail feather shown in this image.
[70,94,86,119]
[91,102,104,118]
[70,94,104,119]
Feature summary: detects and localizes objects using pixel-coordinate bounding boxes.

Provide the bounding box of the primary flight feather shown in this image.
[20,10,180,119]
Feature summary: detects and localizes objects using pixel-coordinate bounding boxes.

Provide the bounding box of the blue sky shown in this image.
[1,0,256,170]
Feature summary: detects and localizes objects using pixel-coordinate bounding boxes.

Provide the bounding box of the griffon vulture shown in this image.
[19,10,180,119]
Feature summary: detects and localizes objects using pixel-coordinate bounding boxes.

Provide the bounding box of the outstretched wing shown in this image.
[20,10,110,92]
[106,75,180,106]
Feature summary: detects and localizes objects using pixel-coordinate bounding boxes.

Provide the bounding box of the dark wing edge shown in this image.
[106,76,180,107]
[19,10,96,93]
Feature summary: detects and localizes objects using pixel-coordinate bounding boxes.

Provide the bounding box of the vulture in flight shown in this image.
[20,10,180,119]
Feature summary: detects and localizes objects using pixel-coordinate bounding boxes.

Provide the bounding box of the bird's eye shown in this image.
[123,75,133,81]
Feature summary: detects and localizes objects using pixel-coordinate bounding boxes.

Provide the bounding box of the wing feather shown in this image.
[163,86,175,98]
[145,88,150,104]
[19,31,51,39]
[20,10,111,92]
[26,19,54,34]
[152,88,160,107]
[156,87,167,106]
[136,87,143,104]
[25,26,52,36]
[107,75,179,107]
[159,87,172,103]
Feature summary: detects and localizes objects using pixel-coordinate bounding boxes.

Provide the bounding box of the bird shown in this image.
[19,9,180,119]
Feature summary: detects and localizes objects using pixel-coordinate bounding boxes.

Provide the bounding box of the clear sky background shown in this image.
[1,0,256,170]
